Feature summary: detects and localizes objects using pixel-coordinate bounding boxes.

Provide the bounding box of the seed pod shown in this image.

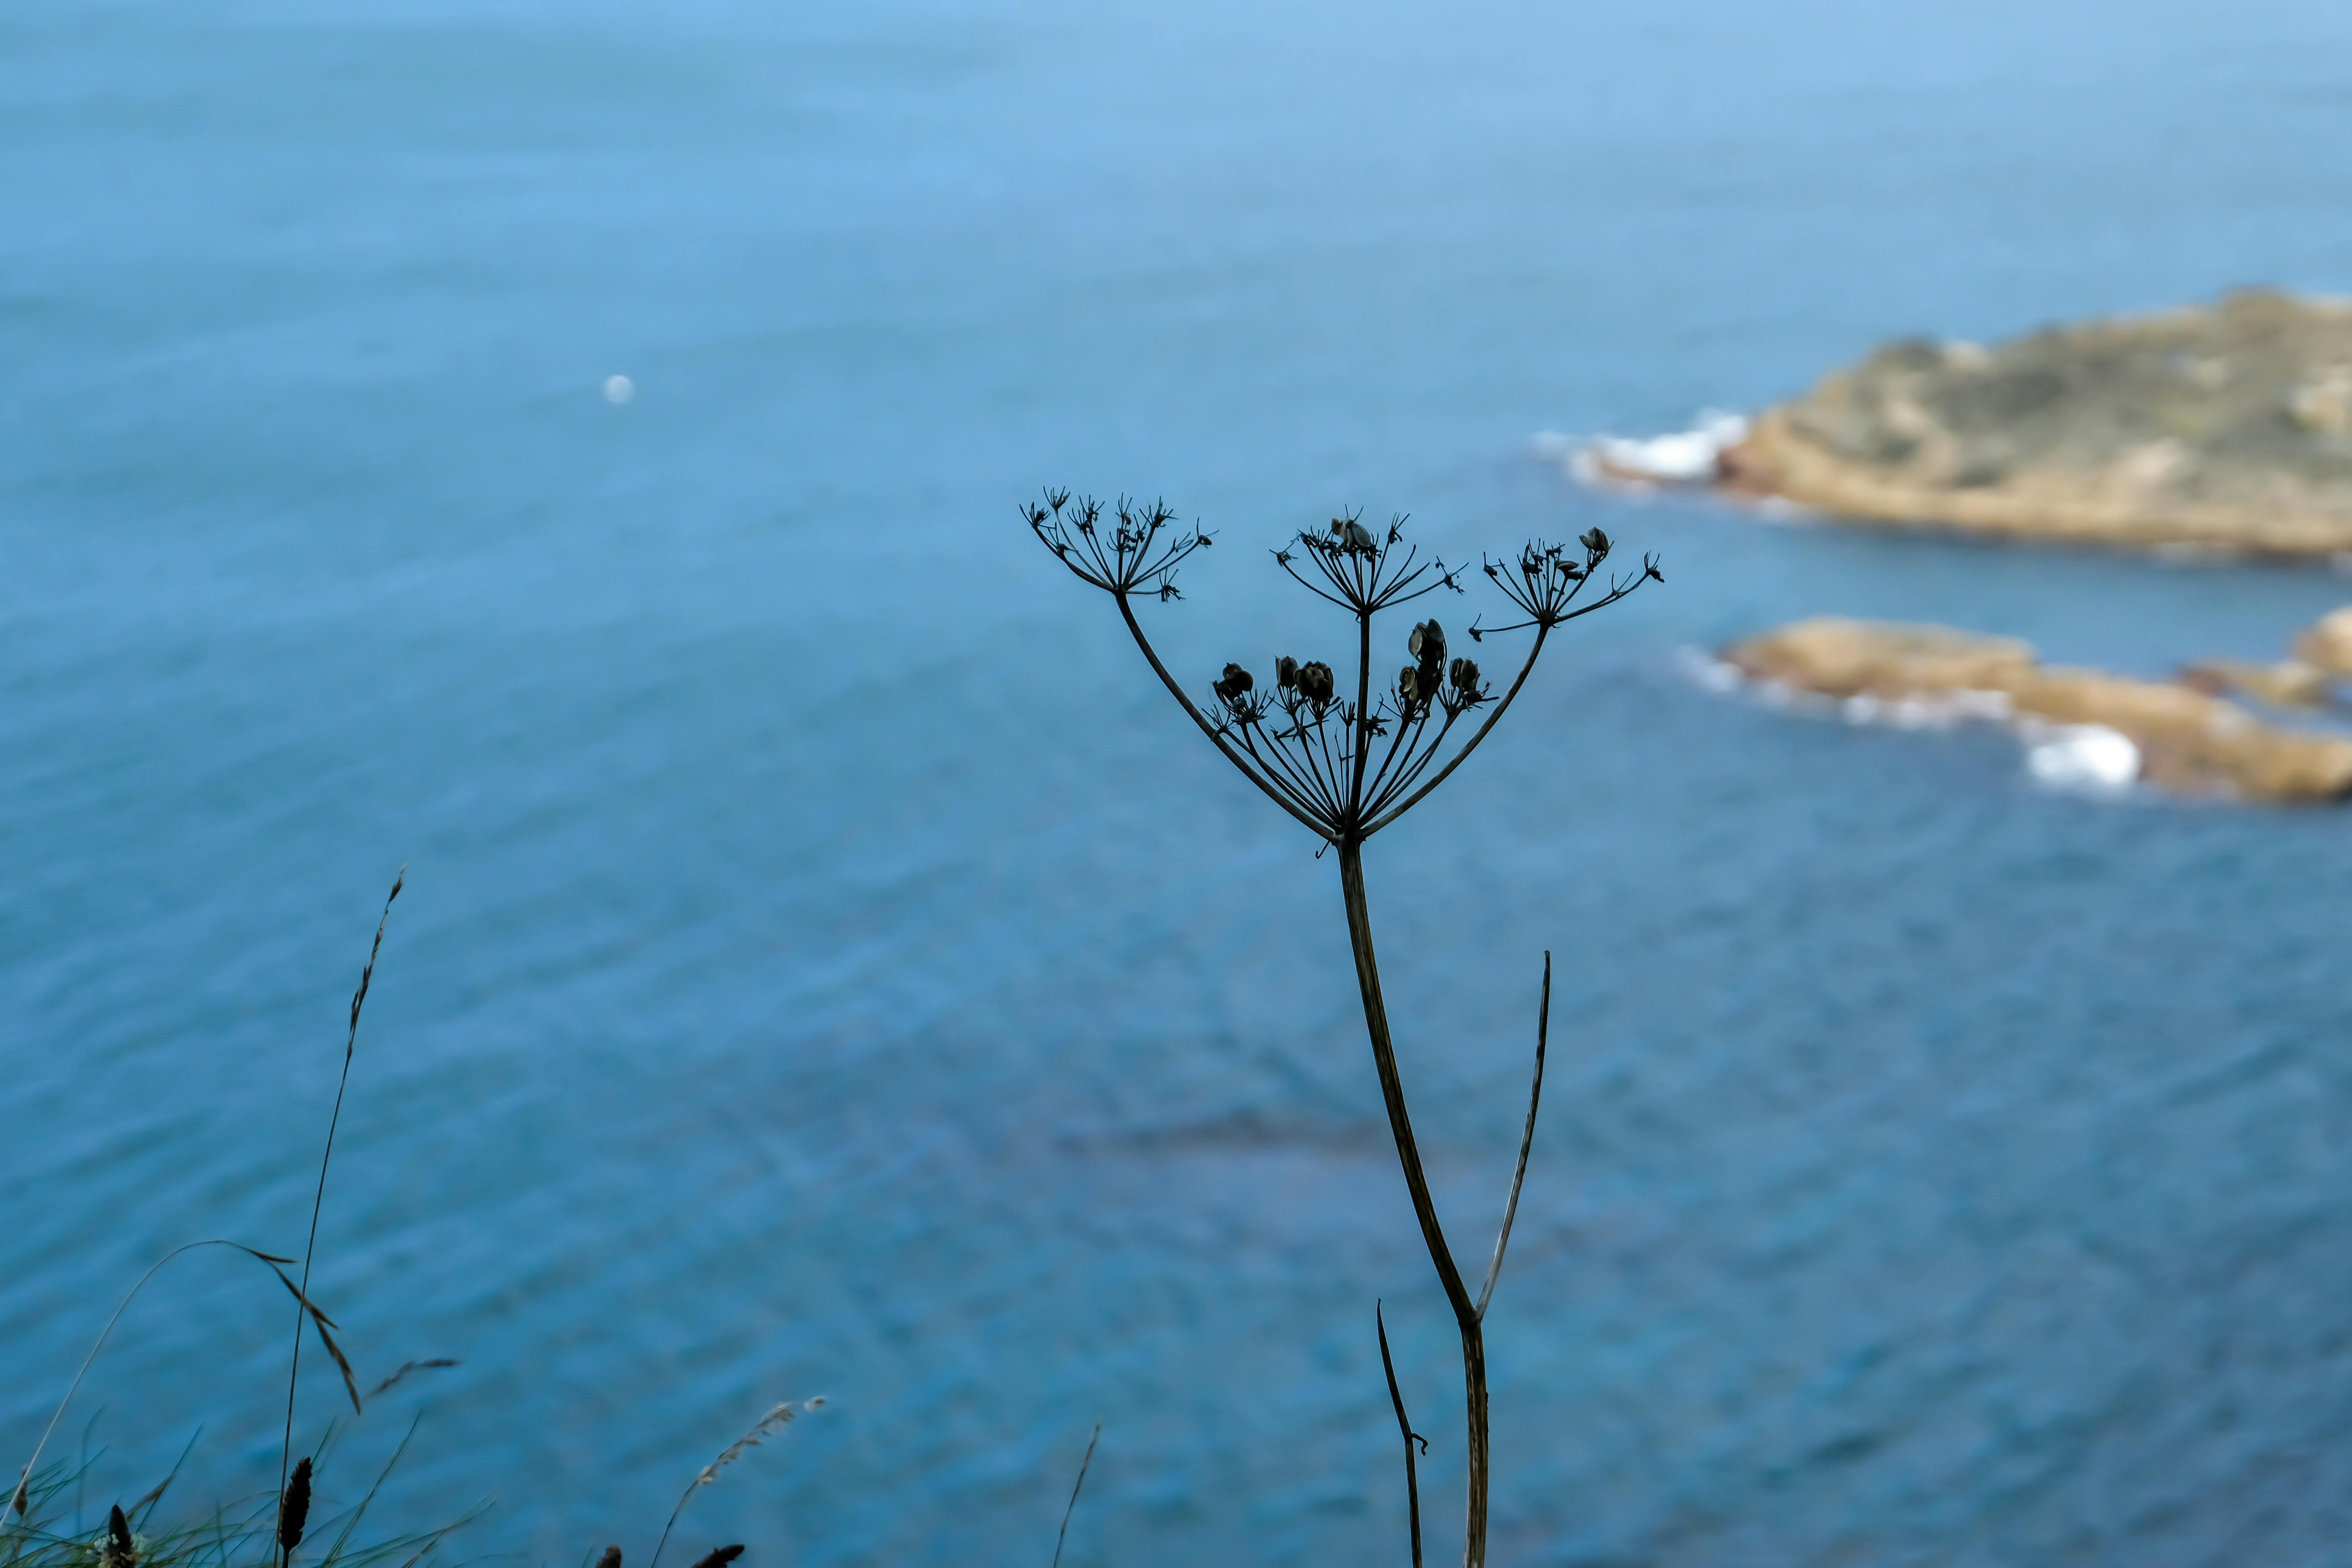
[596,1549,622,1568]
[1409,621,1445,667]
[278,1457,313,1559]
[1221,662,1254,695]
[1415,664,1441,701]
[1398,665,1419,702]
[1580,526,1610,558]
[1276,656,1300,690]
[1450,657,1480,693]
[104,1505,137,1568]
[1344,519,1379,552]
[1298,661,1336,706]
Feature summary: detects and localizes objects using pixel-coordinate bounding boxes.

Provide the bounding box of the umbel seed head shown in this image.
[1450,656,1479,693]
[1298,661,1336,706]
[1213,662,1255,711]
[1276,655,1300,690]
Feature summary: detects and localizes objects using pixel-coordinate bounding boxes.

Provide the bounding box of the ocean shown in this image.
[6,0,2352,1562]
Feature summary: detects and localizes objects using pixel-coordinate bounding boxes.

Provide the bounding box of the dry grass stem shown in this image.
[13,1241,345,1523]
[648,1399,824,1568]
[1475,951,1550,1321]
[1049,1425,1101,1568]
[1376,1305,1426,1568]
[364,1363,459,1401]
[282,871,404,1511]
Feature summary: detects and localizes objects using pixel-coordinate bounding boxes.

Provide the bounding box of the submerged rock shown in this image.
[1722,617,2352,802]
[1717,291,2352,557]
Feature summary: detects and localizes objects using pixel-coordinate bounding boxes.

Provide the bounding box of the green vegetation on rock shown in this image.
[1722,290,2352,556]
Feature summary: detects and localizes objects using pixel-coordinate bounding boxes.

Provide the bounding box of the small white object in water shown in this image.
[604,374,636,405]
[2024,725,2139,793]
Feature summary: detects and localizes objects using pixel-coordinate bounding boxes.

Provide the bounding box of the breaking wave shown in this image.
[1533,411,1750,487]
[1681,650,2142,797]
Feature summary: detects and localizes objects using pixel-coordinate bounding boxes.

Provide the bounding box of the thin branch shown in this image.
[1114,595,1335,842]
[1287,708,1350,817]
[1361,630,1549,838]
[1347,612,1376,817]
[1235,720,1343,824]
[1362,706,1466,824]
[1273,551,1356,611]
[1355,699,1434,814]
[1049,1424,1101,1568]
[1476,952,1550,1322]
[1376,1304,1425,1568]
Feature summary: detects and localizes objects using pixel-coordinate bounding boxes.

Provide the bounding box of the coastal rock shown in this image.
[1717,291,2352,557]
[1722,617,2352,802]
[2291,604,2352,677]
[2176,658,2338,710]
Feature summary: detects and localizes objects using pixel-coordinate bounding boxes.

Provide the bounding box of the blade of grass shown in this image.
[1049,1425,1101,1568]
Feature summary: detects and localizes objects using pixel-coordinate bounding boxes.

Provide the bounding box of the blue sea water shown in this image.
[8,0,2352,1562]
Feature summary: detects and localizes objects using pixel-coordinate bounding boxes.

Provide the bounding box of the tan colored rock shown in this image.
[1723,617,2352,802]
[2291,605,2352,677]
[2176,658,2338,710]
[1717,291,2352,558]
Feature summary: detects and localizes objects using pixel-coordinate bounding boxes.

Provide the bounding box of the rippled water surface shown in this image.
[8,1,2352,1563]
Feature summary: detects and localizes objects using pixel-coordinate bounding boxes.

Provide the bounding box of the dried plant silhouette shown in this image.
[4,876,483,1568]
[8,876,834,1568]
[1047,1424,1100,1568]
[646,1397,826,1568]
[1023,491,1656,1568]
[280,870,404,1535]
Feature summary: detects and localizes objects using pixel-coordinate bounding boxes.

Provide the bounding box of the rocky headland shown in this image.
[1714,290,2352,557]
[1721,617,2352,803]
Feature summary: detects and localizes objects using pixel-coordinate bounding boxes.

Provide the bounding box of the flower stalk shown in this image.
[1025,492,1655,1567]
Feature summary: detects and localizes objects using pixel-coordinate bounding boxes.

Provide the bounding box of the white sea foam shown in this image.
[1536,411,1749,487]
[2022,723,2140,794]
[1685,651,2134,800]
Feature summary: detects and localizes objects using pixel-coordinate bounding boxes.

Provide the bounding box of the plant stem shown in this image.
[1337,841,1488,1568]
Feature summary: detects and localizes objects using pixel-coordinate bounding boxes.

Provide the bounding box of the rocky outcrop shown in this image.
[2176,658,2338,711]
[2292,605,2352,676]
[1716,291,2352,557]
[1722,618,2352,802]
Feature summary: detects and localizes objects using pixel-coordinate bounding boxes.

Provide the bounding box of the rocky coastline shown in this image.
[1720,617,2352,803]
[1710,291,2352,557]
